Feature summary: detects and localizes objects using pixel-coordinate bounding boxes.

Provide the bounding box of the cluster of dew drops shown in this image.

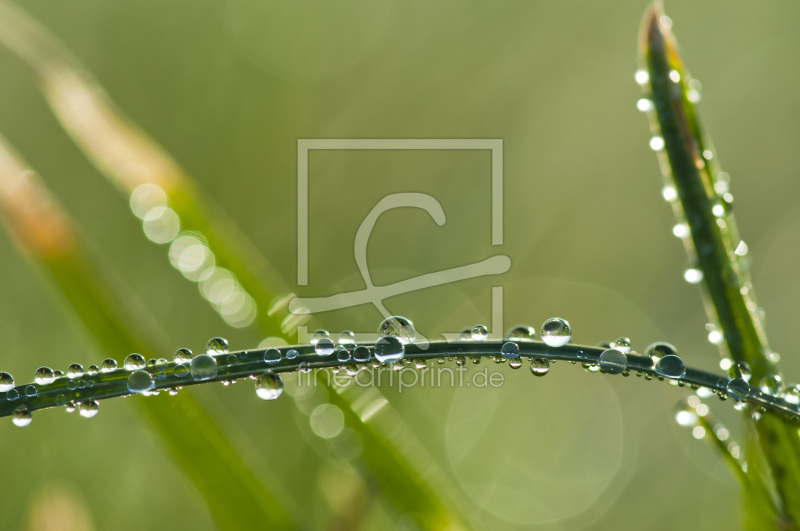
[3,315,799,428]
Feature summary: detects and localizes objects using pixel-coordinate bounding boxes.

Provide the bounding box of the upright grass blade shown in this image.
[0,2,470,527]
[0,137,298,530]
[639,3,800,527]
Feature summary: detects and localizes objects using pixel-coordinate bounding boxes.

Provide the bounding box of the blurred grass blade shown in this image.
[0,2,469,527]
[0,136,298,530]
[639,3,800,527]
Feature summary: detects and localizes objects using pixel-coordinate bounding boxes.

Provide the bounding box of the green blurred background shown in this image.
[1,0,799,529]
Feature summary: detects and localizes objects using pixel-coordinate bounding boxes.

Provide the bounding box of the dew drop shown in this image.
[672,223,690,238]
[662,185,678,202]
[645,342,677,364]
[509,359,522,369]
[505,324,536,341]
[336,347,351,363]
[598,349,628,375]
[541,318,571,347]
[338,331,356,345]
[731,362,752,382]
[655,354,686,379]
[78,400,100,418]
[264,349,282,364]
[649,136,665,151]
[611,337,632,354]
[66,364,84,379]
[207,337,229,354]
[634,70,649,85]
[124,354,146,371]
[636,98,653,112]
[174,365,188,378]
[457,328,472,341]
[285,349,299,360]
[25,385,37,398]
[315,338,335,356]
[87,365,99,376]
[0,372,14,392]
[684,268,703,284]
[127,370,155,394]
[174,348,193,364]
[353,346,371,363]
[759,374,783,396]
[34,367,55,385]
[727,378,750,401]
[190,354,219,381]
[100,358,118,373]
[415,359,427,370]
[471,325,489,341]
[530,357,550,376]
[255,371,283,400]
[310,329,330,345]
[378,316,416,344]
[500,341,520,360]
[12,406,32,427]
[454,356,466,367]
[675,407,697,427]
[375,336,405,363]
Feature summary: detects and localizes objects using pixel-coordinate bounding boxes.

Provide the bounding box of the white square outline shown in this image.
[297,138,503,285]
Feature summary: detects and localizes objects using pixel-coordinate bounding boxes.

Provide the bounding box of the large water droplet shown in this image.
[353,346,371,362]
[759,374,782,396]
[377,316,415,344]
[727,378,750,401]
[310,329,330,345]
[731,362,752,382]
[315,338,335,356]
[500,342,520,360]
[0,372,14,392]
[66,364,84,379]
[655,355,686,379]
[471,325,488,341]
[375,336,405,363]
[598,349,628,375]
[79,400,100,418]
[530,357,550,376]
[124,354,146,371]
[12,406,32,427]
[645,342,677,364]
[190,354,219,381]
[338,331,355,345]
[611,337,631,354]
[255,371,283,400]
[207,337,229,354]
[34,367,55,385]
[264,349,282,364]
[174,348,193,364]
[100,358,118,373]
[505,324,536,341]
[541,318,571,347]
[127,370,155,394]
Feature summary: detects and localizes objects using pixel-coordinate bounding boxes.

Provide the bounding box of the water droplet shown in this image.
[509,358,522,369]
[310,329,330,345]
[336,347,351,363]
[174,365,188,378]
[635,70,649,85]
[24,385,37,398]
[636,98,653,112]
[34,367,55,385]
[66,364,84,379]
[454,356,466,367]
[66,380,77,391]
[541,318,571,347]
[505,324,536,341]
[353,346,371,362]
[672,223,690,238]
[611,337,632,354]
[5,387,19,401]
[645,342,677,364]
[124,354,146,371]
[684,268,703,284]
[174,348,193,364]
[315,338,335,356]
[675,406,697,427]
[0,372,14,392]
[264,349,282,364]
[727,378,750,401]
[375,336,405,363]
[100,358,117,373]
[759,374,782,396]
[378,316,416,344]
[338,331,355,345]
[127,370,155,394]
[285,349,299,360]
[530,357,550,376]
[79,400,100,418]
[655,355,686,379]
[457,328,472,341]
[471,325,488,341]
[650,136,665,151]
[500,342,520,360]
[255,371,283,400]
[12,406,32,427]
[731,362,752,382]
[415,359,427,370]
[190,354,219,381]
[668,69,681,83]
[662,185,678,201]
[598,349,627,375]
[207,337,229,354]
